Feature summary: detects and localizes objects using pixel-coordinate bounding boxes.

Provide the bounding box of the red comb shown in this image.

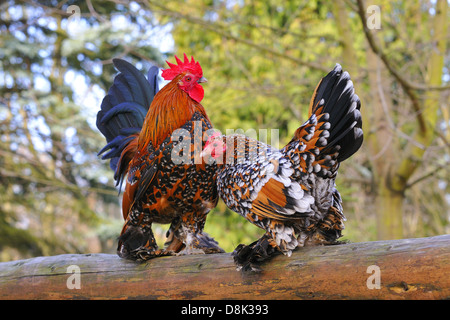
[161,53,203,81]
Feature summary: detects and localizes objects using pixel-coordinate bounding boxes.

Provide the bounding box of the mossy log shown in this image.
[0,235,449,300]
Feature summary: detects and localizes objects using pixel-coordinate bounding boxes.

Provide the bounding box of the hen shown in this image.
[202,64,363,271]
[97,54,223,260]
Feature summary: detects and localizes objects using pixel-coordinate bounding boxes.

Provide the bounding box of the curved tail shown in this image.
[308,64,363,163]
[96,59,160,188]
[284,64,363,177]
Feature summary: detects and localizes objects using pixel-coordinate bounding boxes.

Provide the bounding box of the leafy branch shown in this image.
[145,0,329,72]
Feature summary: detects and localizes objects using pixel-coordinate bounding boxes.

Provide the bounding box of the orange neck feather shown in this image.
[138,76,210,151]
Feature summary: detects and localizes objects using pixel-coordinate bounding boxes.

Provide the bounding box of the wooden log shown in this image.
[0,235,449,300]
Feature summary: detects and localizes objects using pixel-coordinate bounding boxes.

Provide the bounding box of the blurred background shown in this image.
[0,0,448,262]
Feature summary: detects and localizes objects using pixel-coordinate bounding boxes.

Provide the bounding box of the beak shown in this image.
[200,148,208,158]
[200,143,213,158]
[197,77,208,83]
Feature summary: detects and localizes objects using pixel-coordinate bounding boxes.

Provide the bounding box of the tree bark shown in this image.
[0,235,449,300]
[376,177,405,240]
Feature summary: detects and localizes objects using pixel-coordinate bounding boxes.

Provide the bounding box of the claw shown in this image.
[133,248,175,261]
[176,231,225,255]
[232,235,280,272]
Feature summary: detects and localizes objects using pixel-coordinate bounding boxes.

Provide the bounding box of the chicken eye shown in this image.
[185,76,192,82]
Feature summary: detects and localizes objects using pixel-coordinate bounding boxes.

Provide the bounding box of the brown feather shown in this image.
[308,78,323,116]
[251,179,291,221]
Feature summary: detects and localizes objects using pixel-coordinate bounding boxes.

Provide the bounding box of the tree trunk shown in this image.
[366,46,405,240]
[359,0,448,240]
[0,235,449,300]
[376,181,404,239]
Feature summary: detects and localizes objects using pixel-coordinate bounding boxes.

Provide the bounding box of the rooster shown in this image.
[202,64,363,271]
[97,54,223,260]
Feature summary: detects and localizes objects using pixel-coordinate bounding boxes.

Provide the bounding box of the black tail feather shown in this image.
[96,59,160,175]
[310,64,363,163]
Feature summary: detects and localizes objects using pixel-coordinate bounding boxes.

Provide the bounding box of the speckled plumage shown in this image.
[97,56,223,261]
[119,112,221,260]
[203,64,363,271]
